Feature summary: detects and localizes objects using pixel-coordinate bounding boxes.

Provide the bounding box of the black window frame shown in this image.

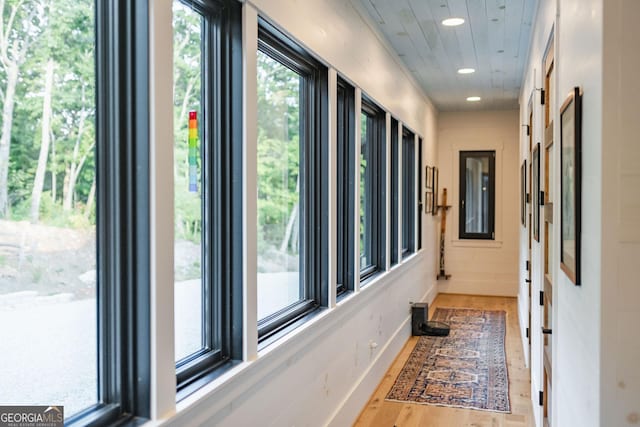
[401,128,415,257]
[256,18,328,342]
[359,97,386,281]
[173,0,244,398]
[336,76,355,297]
[459,150,496,240]
[390,118,399,266]
[68,1,151,424]
[417,137,423,250]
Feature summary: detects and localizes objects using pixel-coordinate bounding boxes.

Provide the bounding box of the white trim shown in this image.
[242,3,259,361]
[451,240,504,248]
[518,294,531,368]
[149,0,176,419]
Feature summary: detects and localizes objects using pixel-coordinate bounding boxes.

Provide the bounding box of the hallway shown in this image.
[355,294,534,427]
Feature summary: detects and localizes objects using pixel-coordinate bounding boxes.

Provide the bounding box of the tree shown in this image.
[256,50,301,256]
[29,57,53,223]
[0,0,46,217]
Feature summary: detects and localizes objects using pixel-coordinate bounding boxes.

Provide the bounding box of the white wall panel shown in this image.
[601,0,640,424]
[437,110,520,297]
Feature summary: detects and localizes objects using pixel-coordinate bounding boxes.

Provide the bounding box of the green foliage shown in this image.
[173,2,202,243]
[3,0,96,224]
[256,51,301,260]
[360,114,368,258]
[0,0,306,259]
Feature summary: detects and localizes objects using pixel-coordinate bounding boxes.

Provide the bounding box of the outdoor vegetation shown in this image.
[256,50,301,275]
[0,0,97,297]
[173,2,202,283]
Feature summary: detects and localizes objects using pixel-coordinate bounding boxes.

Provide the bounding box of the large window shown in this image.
[173,0,204,364]
[360,98,386,281]
[390,118,399,266]
[0,0,98,417]
[0,1,150,423]
[173,0,243,394]
[256,19,328,341]
[402,128,415,257]
[459,151,495,240]
[336,77,355,297]
[417,137,423,250]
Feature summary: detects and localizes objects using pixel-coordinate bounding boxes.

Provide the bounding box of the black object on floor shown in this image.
[420,321,450,336]
[411,302,429,336]
[411,302,450,336]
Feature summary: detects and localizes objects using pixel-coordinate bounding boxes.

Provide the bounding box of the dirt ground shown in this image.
[0,219,96,298]
[0,219,202,298]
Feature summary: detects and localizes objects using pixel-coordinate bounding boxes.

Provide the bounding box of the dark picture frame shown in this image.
[560,87,582,285]
[521,160,526,226]
[533,143,540,242]
[425,191,433,214]
[431,166,438,215]
[425,165,433,190]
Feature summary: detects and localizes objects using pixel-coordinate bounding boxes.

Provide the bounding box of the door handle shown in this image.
[541,328,552,335]
[525,279,531,283]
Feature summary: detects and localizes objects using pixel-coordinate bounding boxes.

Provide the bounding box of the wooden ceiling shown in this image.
[357,0,538,111]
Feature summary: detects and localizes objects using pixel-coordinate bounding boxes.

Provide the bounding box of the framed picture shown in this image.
[521,160,526,226]
[560,87,582,285]
[425,166,433,190]
[425,191,433,214]
[432,167,439,215]
[533,143,540,242]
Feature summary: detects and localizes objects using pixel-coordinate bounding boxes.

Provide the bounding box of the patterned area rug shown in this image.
[386,307,510,413]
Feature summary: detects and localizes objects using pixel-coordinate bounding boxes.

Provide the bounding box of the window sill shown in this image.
[170,253,425,426]
[451,239,503,249]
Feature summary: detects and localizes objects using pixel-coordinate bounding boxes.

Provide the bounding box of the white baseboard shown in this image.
[327,285,437,426]
[517,294,530,368]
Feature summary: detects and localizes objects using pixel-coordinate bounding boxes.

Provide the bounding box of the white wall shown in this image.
[436,110,520,297]
[148,0,440,425]
[517,1,555,425]
[554,2,603,425]
[519,0,604,426]
[601,0,640,425]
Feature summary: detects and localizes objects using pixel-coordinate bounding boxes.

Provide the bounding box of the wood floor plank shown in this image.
[354,294,534,427]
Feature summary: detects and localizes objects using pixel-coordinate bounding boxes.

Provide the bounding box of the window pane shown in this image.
[0,0,96,416]
[390,119,399,265]
[336,79,354,295]
[464,156,490,234]
[257,51,302,321]
[173,1,203,362]
[360,113,371,269]
[402,131,415,255]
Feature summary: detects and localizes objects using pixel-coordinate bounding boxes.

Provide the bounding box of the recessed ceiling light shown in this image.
[442,18,465,26]
[466,96,481,102]
[458,68,476,74]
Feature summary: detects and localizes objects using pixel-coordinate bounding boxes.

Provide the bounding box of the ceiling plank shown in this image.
[356,0,538,111]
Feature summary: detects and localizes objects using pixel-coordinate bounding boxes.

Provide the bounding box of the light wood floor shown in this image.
[354,294,534,427]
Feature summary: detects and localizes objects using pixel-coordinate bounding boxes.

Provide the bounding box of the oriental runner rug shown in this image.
[386,307,510,413]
